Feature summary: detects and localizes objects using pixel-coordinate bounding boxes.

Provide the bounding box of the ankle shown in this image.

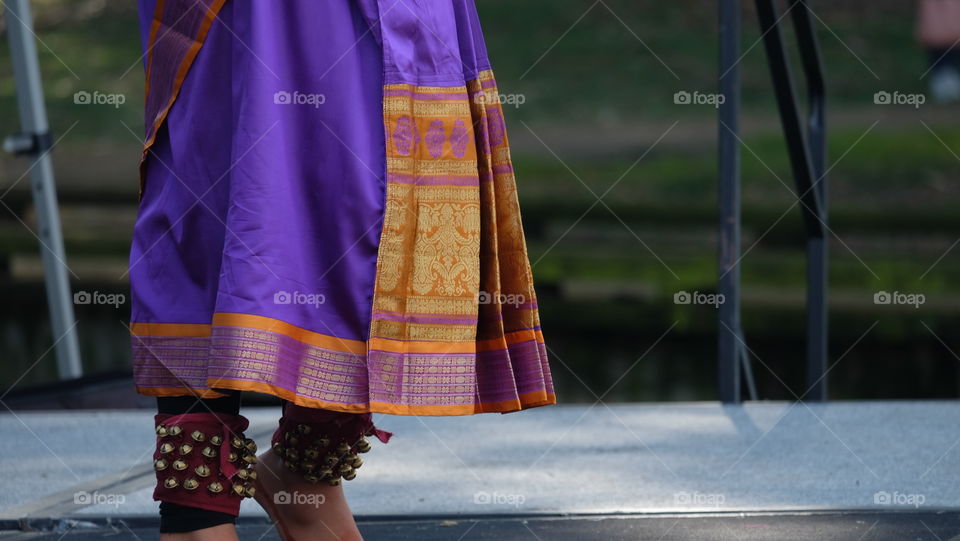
[254,451,364,540]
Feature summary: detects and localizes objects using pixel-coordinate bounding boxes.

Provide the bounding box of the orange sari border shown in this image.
[136,386,231,399]
[139,0,229,199]
[130,313,545,355]
[213,313,367,354]
[136,380,557,416]
[130,321,211,337]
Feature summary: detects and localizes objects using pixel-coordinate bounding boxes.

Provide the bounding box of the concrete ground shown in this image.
[1,401,959,539]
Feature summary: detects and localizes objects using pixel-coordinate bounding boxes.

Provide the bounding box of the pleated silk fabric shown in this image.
[130,0,555,415]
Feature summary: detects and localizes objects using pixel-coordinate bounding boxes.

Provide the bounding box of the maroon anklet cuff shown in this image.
[270,405,392,486]
[152,412,258,516]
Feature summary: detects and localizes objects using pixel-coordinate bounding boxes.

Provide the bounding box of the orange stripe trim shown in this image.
[129,321,211,337]
[476,328,545,352]
[139,0,228,198]
[367,337,476,355]
[134,386,229,399]
[137,379,556,416]
[212,313,368,354]
[130,314,544,354]
[143,0,166,103]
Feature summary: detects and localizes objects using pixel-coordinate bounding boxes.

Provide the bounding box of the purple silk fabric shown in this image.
[354,0,491,85]
[127,1,561,415]
[131,0,495,341]
[130,0,388,341]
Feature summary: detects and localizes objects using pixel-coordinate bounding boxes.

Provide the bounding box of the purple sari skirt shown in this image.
[130,0,555,416]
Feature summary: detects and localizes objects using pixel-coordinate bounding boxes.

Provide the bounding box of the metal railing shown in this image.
[718,0,828,402]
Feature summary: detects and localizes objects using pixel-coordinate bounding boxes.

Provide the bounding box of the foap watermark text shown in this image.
[274,90,326,108]
[74,290,125,308]
[474,491,525,508]
[274,290,326,308]
[674,90,725,108]
[874,290,924,308]
[674,290,725,308]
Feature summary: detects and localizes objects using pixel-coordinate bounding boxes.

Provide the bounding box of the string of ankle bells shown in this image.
[154,395,246,532]
[154,422,259,498]
[271,423,373,486]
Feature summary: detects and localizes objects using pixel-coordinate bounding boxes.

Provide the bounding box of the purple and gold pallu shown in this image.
[130,0,556,415]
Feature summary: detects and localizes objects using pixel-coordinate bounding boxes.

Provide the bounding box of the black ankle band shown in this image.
[156,389,242,415]
[159,501,236,533]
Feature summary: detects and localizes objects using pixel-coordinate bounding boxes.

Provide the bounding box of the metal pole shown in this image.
[718,0,742,403]
[792,1,828,400]
[4,0,83,379]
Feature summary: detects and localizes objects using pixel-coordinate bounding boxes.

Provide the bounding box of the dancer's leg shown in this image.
[153,390,256,540]
[253,402,391,541]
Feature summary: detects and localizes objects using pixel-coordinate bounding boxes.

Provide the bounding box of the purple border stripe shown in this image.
[373,310,477,325]
[387,173,480,186]
[384,89,469,100]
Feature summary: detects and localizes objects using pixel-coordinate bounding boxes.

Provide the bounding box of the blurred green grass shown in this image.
[479,0,924,122]
[0,1,935,139]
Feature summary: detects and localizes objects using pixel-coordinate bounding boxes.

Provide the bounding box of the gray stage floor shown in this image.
[1,401,958,539]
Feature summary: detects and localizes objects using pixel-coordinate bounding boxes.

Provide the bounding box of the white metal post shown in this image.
[4,0,83,379]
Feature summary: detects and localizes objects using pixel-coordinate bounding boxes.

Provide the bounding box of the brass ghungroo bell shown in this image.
[356,439,371,453]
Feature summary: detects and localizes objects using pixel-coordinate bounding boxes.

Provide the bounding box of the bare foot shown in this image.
[253,450,363,541]
[160,524,239,541]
